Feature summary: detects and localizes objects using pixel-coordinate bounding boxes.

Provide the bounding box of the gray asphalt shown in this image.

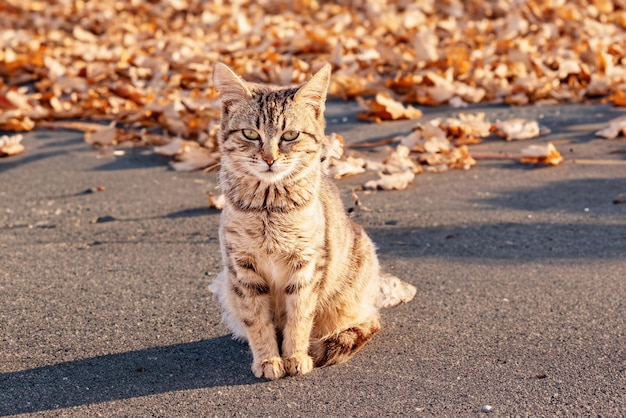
[1,102,625,417]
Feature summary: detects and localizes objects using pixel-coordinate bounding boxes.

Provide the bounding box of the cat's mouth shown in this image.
[260,158,283,173]
[256,162,291,182]
[261,162,276,174]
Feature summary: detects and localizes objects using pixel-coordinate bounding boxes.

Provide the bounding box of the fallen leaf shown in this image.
[0,133,25,157]
[495,119,541,141]
[0,110,35,131]
[168,141,221,172]
[154,138,187,157]
[437,113,492,144]
[595,115,626,139]
[207,192,225,209]
[84,121,118,147]
[364,170,415,191]
[608,90,626,107]
[322,132,345,169]
[400,121,449,153]
[328,156,366,179]
[448,145,477,170]
[357,93,423,122]
[378,145,421,174]
[520,143,563,166]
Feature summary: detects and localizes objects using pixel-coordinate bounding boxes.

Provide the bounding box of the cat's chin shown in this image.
[253,167,291,183]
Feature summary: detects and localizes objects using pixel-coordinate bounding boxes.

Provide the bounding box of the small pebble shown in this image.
[481,405,492,413]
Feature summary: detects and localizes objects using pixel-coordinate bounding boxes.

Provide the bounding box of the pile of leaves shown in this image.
[326,112,565,191]
[1,0,625,177]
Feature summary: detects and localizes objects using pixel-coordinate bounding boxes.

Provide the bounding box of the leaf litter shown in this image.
[327,111,561,190]
[0,0,620,192]
[0,133,25,157]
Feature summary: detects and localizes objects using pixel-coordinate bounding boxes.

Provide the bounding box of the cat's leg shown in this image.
[226,260,285,380]
[281,263,318,376]
[309,316,381,367]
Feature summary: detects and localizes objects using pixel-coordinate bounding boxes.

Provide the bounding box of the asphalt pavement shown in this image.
[1,102,625,416]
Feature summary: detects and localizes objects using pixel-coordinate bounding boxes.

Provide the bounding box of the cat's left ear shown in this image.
[295,63,331,119]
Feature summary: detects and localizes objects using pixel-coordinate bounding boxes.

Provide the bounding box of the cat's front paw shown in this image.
[252,357,285,380]
[284,352,314,376]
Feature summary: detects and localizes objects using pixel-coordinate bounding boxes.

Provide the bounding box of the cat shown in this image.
[210,62,416,380]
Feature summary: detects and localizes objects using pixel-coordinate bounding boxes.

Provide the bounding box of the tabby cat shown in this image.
[210,63,416,380]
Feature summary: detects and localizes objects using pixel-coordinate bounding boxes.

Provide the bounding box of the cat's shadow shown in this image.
[0,336,256,415]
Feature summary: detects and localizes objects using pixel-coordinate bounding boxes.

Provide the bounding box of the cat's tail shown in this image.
[375,273,417,308]
[309,274,415,367]
[309,317,381,368]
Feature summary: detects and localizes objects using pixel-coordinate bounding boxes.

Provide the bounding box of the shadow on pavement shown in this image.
[0,336,256,416]
[0,130,86,173]
[0,149,68,173]
[164,206,220,219]
[369,176,625,261]
[91,148,173,171]
[371,221,625,261]
[476,178,626,213]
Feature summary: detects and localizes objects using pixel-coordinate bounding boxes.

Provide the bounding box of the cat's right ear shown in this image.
[213,63,253,110]
[294,63,331,120]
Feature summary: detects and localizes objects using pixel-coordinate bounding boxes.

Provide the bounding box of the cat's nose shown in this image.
[261,146,278,166]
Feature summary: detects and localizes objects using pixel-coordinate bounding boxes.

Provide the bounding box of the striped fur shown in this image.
[211,63,415,380]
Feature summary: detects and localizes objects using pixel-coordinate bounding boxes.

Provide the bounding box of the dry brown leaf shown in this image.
[322,132,346,175]
[328,156,367,179]
[154,138,187,157]
[0,133,25,157]
[357,93,423,123]
[495,119,541,141]
[155,138,220,171]
[207,192,225,210]
[596,115,626,139]
[364,170,416,191]
[446,145,477,170]
[396,117,482,173]
[437,113,492,144]
[417,146,476,171]
[378,145,421,174]
[400,121,449,153]
[0,110,35,131]
[520,143,563,166]
[169,142,221,172]
[608,90,626,107]
[324,132,344,159]
[84,121,118,147]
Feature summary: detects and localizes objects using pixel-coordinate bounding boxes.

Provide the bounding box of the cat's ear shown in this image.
[294,63,331,119]
[213,63,253,105]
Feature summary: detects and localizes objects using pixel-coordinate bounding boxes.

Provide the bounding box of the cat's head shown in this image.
[213,63,331,183]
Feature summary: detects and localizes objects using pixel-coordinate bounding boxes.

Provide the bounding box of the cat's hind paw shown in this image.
[284,353,314,376]
[252,357,285,380]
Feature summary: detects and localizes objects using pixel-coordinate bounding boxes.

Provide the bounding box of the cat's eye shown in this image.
[242,129,260,140]
[281,130,300,141]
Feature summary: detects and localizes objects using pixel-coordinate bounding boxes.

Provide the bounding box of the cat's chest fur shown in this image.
[221,199,325,280]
